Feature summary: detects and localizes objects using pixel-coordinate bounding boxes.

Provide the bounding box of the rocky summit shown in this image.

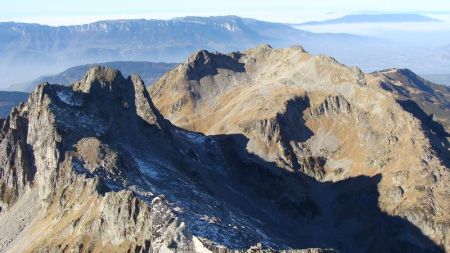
[0,46,449,253]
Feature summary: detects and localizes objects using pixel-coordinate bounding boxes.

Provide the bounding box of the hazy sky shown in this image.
[1,0,450,25]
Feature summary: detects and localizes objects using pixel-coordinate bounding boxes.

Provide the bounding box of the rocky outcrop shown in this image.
[310,95,351,116]
[0,67,196,252]
[0,104,34,213]
[0,67,191,251]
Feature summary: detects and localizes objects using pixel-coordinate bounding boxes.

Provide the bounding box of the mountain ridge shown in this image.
[0,45,448,252]
[0,15,370,87]
[296,13,441,26]
[150,45,450,250]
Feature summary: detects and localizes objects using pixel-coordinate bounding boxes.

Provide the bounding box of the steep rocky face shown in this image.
[0,67,193,252]
[0,104,34,213]
[150,45,450,251]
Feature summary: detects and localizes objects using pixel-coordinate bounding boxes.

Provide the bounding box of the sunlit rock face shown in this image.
[151,45,450,252]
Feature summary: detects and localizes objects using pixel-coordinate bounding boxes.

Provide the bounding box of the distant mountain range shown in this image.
[10,61,177,92]
[0,16,368,87]
[297,14,441,26]
[2,15,449,90]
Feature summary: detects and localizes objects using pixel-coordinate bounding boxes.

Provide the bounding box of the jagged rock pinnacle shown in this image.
[74,66,127,93]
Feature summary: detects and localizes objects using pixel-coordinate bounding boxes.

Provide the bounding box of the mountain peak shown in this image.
[73,66,126,93]
[184,49,244,81]
[53,66,166,131]
[149,45,450,252]
[186,49,214,65]
[255,43,273,50]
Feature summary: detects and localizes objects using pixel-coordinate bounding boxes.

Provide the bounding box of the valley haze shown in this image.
[2,13,450,89]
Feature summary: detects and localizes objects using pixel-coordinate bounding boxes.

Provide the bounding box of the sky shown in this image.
[1,0,450,25]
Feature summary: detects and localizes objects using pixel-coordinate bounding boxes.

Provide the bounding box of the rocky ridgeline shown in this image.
[150,45,450,252]
[0,66,335,252]
[0,45,449,253]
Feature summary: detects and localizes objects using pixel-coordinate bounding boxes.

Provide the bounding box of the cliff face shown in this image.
[0,67,192,252]
[0,46,449,253]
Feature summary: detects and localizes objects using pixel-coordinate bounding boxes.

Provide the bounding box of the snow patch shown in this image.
[56,90,82,106]
[134,158,161,179]
[175,129,207,144]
